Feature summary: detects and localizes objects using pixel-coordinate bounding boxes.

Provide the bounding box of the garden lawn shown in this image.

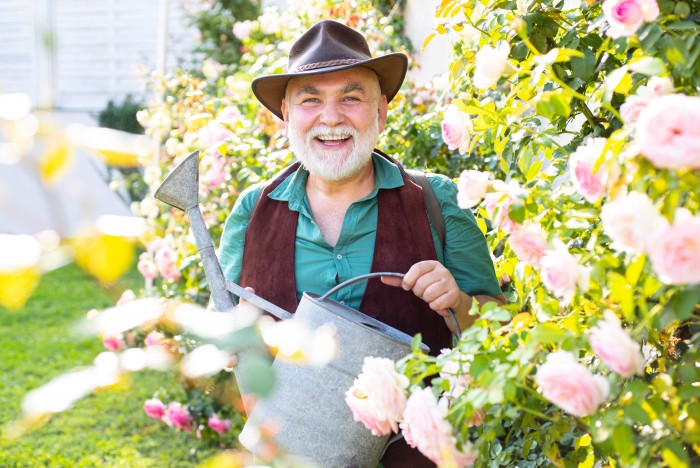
[0,264,219,467]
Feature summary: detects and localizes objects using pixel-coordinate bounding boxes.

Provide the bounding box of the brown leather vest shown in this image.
[238,153,451,355]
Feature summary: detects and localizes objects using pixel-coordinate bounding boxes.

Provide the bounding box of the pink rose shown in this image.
[648,209,700,285]
[345,357,408,436]
[102,334,125,351]
[600,191,668,253]
[457,170,490,208]
[620,95,650,124]
[207,415,232,435]
[164,402,194,431]
[484,183,524,233]
[535,351,609,417]
[154,246,181,282]
[217,105,242,122]
[603,0,659,38]
[400,387,478,467]
[539,241,588,301]
[636,76,674,100]
[635,94,700,170]
[590,312,644,377]
[441,104,473,155]
[145,330,165,347]
[569,138,618,203]
[473,42,510,89]
[137,253,158,280]
[509,223,548,268]
[202,155,226,188]
[143,398,167,419]
[438,349,473,400]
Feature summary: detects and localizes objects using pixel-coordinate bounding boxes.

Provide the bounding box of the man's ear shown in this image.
[378,95,388,133]
[281,99,289,121]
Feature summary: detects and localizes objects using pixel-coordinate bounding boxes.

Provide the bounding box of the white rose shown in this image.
[473,42,511,89]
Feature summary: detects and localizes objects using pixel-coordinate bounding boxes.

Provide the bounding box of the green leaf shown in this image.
[666,21,699,31]
[508,202,526,224]
[629,57,667,76]
[609,272,635,321]
[662,439,690,468]
[613,424,634,463]
[532,322,565,344]
[535,91,572,120]
[470,355,490,379]
[668,285,700,321]
[625,255,646,286]
[570,48,595,81]
[236,352,275,397]
[526,160,543,182]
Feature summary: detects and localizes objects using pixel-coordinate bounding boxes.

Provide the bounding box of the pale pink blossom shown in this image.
[484,188,523,234]
[232,20,254,39]
[473,42,511,89]
[590,312,644,377]
[539,241,588,300]
[400,387,478,467]
[635,94,700,169]
[207,415,232,435]
[154,246,181,282]
[441,105,473,155]
[145,330,165,347]
[602,0,659,38]
[569,138,618,203]
[164,402,194,431]
[509,223,548,268]
[203,155,227,188]
[117,289,136,306]
[457,170,490,208]
[137,253,159,280]
[102,334,125,351]
[217,105,242,122]
[600,191,667,253]
[636,76,674,100]
[620,95,650,124]
[143,398,167,419]
[345,357,408,436]
[535,351,609,417]
[648,209,700,285]
[438,349,472,400]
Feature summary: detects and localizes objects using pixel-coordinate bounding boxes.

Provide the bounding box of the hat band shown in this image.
[291,58,364,74]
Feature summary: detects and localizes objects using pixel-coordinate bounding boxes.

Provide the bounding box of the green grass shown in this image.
[0,264,220,467]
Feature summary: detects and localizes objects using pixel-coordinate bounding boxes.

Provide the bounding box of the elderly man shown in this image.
[219,19,504,467]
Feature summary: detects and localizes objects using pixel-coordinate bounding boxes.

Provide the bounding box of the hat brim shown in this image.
[252,53,408,121]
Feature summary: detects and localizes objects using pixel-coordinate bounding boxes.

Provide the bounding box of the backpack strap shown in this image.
[407,169,446,251]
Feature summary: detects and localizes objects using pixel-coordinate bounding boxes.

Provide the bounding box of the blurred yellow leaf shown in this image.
[0,266,40,310]
[73,231,135,284]
[39,141,73,184]
[94,149,140,167]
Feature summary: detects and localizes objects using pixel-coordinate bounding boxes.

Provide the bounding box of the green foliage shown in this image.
[97,95,145,135]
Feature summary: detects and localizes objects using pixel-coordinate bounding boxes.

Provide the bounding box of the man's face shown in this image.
[281,67,388,181]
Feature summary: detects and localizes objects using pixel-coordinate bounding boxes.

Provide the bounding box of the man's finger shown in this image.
[380,276,404,288]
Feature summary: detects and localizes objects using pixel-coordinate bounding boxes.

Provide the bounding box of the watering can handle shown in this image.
[319,272,461,338]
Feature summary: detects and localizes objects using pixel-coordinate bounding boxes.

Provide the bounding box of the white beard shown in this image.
[287,119,379,181]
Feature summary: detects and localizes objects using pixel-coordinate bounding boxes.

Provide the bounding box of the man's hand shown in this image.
[381,260,464,317]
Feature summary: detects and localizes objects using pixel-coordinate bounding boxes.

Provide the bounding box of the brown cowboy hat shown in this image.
[252,20,408,120]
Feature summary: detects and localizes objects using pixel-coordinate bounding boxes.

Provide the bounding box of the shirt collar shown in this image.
[268,151,405,211]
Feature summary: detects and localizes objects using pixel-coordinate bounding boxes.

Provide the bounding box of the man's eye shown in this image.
[301,98,320,104]
[343,96,360,102]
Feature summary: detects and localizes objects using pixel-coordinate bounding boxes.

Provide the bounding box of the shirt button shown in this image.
[339,301,345,305]
[336,254,343,260]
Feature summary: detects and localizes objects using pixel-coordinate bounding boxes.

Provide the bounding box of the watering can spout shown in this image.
[154,150,200,211]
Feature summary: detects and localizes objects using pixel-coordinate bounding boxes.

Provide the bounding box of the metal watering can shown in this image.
[155,151,431,467]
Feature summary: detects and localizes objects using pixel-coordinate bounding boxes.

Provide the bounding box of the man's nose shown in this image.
[319,102,343,126]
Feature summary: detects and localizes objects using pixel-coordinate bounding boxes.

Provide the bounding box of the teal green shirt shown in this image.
[218,153,501,308]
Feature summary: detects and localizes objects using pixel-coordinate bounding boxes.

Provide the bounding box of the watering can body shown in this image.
[240,291,428,468]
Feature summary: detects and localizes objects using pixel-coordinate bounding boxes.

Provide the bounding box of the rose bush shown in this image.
[346,0,700,466]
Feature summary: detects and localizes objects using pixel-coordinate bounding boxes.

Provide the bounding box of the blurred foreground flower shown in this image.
[0,234,42,310]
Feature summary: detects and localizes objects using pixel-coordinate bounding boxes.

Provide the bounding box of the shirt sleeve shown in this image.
[427,173,502,297]
[218,183,265,288]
